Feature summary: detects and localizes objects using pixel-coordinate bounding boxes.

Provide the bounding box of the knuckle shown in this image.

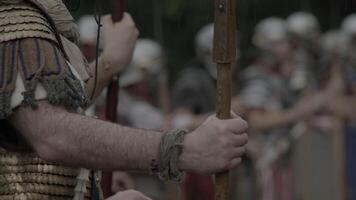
[237,119,249,131]
[123,20,135,29]
[128,20,136,28]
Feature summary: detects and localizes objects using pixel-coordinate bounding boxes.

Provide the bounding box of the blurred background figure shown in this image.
[96,39,168,199]
[289,29,347,200]
[341,15,356,199]
[286,12,321,94]
[172,24,216,123]
[239,17,344,200]
[342,14,356,87]
[171,23,216,200]
[286,13,347,200]
[78,15,98,61]
[241,17,295,200]
[117,39,164,129]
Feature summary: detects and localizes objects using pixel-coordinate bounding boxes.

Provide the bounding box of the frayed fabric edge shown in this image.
[0,73,90,120]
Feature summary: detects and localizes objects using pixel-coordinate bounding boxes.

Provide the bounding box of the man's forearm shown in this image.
[248,89,337,132]
[330,96,356,121]
[9,102,163,172]
[248,110,297,132]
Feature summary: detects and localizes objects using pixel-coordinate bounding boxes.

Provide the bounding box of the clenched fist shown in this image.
[179,114,249,174]
[101,13,139,74]
[107,190,151,200]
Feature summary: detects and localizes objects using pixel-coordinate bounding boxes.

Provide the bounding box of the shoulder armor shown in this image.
[33,0,80,44]
[0,0,24,3]
[0,2,57,43]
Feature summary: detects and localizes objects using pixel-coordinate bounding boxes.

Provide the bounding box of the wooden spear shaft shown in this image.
[213,0,237,199]
[214,64,232,200]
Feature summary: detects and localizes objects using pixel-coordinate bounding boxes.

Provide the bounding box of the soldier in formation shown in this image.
[237,15,344,200]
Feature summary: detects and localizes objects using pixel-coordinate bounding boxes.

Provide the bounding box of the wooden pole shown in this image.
[213,0,237,199]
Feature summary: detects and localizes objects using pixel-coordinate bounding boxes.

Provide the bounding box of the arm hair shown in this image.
[9,101,163,171]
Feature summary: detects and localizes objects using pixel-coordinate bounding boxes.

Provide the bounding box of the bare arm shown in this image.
[247,89,336,132]
[9,101,162,171]
[8,101,248,174]
[328,95,356,121]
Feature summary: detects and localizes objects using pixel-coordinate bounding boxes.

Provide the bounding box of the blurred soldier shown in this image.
[240,17,343,200]
[119,39,163,110]
[341,16,356,120]
[96,39,164,129]
[287,14,348,200]
[171,23,217,200]
[342,14,356,83]
[288,30,349,200]
[77,15,99,61]
[172,24,216,121]
[95,39,166,198]
[341,17,356,198]
[286,12,321,93]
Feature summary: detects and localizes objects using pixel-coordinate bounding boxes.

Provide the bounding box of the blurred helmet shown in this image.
[318,30,349,77]
[195,24,217,78]
[342,14,356,36]
[120,39,163,87]
[320,30,348,58]
[253,17,288,50]
[286,12,320,40]
[77,15,98,45]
